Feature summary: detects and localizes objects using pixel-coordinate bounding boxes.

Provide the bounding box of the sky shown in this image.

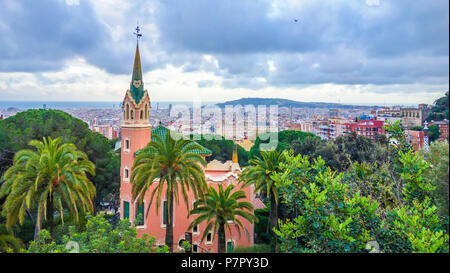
[0,0,448,105]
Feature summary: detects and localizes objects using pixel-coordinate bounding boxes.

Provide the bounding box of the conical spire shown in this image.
[129,44,145,104]
[129,23,145,104]
[132,44,143,82]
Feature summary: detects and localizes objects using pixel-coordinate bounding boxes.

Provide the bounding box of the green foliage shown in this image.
[427,125,441,142]
[390,197,448,253]
[427,92,449,122]
[250,130,319,159]
[232,244,271,253]
[344,162,399,211]
[240,150,286,252]
[0,223,24,253]
[421,141,449,217]
[26,214,168,253]
[180,240,192,252]
[273,152,380,253]
[384,120,405,142]
[410,126,424,131]
[398,150,434,203]
[254,207,270,244]
[0,137,96,238]
[272,149,449,253]
[194,134,250,166]
[291,132,388,172]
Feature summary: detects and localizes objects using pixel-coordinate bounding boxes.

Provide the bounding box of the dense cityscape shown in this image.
[1,99,448,152]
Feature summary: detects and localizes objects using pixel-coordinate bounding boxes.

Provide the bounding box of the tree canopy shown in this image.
[0,110,120,213]
[427,92,449,122]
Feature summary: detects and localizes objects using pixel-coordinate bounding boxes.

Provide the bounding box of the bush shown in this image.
[232,244,272,253]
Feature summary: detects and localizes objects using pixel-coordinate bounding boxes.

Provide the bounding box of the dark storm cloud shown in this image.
[0,0,448,91]
[153,0,449,88]
[0,0,121,73]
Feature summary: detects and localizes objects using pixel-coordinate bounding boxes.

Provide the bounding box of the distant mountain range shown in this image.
[215,98,374,109]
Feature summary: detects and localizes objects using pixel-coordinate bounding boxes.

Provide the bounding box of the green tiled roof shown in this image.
[135,126,212,156]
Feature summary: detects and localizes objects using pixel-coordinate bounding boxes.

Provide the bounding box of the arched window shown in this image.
[126,104,130,120]
[130,110,134,120]
[140,110,143,120]
[145,104,149,120]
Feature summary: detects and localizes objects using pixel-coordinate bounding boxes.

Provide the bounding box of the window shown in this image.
[206,232,212,244]
[145,104,149,120]
[227,241,234,253]
[125,139,130,151]
[192,244,198,253]
[135,203,144,226]
[123,201,130,219]
[163,200,168,225]
[140,110,143,120]
[131,110,134,120]
[126,104,130,120]
[124,168,129,180]
[193,224,199,234]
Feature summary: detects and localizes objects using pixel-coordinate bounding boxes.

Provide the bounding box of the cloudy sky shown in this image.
[0,0,448,105]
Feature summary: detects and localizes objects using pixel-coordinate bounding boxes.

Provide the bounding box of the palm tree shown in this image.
[131,130,207,252]
[0,137,96,239]
[239,150,285,252]
[188,184,255,253]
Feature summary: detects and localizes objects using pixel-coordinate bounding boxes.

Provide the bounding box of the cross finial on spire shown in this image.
[134,22,143,44]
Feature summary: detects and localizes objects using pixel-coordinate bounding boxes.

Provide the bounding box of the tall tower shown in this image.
[120,25,151,221]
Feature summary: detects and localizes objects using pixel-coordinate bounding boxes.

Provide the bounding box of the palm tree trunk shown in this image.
[165,190,174,252]
[34,206,43,241]
[218,223,226,253]
[48,196,55,239]
[270,194,278,253]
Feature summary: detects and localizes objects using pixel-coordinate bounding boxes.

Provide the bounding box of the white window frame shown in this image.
[205,232,213,245]
[124,138,130,153]
[123,167,130,182]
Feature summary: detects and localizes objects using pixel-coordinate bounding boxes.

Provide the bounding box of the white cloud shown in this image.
[65,0,80,6]
[366,0,380,7]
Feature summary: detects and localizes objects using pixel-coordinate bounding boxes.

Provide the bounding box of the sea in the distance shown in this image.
[0,101,219,110]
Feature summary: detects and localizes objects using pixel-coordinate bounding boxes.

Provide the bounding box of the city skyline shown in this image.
[0,0,448,105]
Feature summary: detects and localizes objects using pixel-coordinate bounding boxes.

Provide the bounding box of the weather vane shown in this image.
[134,22,143,44]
